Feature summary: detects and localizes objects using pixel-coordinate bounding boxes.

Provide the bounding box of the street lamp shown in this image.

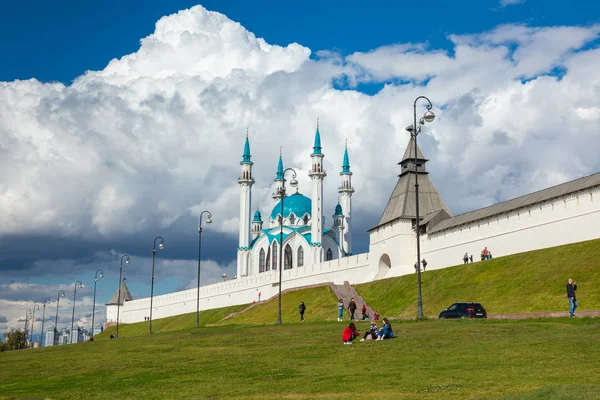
[276,167,298,324]
[409,96,435,319]
[70,281,83,344]
[25,309,32,348]
[221,273,227,282]
[116,255,130,339]
[40,297,51,347]
[30,304,40,344]
[91,269,104,340]
[149,236,165,334]
[55,290,65,339]
[197,211,213,328]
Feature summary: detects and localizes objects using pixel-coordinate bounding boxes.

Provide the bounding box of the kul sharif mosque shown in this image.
[236,122,353,279]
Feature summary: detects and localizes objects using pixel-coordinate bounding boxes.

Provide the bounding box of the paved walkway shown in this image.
[488,310,600,319]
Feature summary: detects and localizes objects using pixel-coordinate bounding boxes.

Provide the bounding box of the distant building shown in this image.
[44,327,56,347]
[93,323,103,337]
[70,326,84,344]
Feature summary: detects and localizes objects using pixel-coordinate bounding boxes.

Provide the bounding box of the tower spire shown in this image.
[341,140,351,174]
[241,129,251,164]
[312,118,322,155]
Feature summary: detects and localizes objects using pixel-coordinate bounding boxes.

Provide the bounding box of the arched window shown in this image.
[265,248,271,270]
[284,244,293,270]
[297,247,304,267]
[259,248,266,273]
[272,242,278,270]
[289,214,296,225]
[278,215,283,226]
[326,248,333,261]
[303,215,309,225]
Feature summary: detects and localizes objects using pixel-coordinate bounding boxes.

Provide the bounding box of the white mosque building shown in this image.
[236,124,353,280]
[107,123,600,325]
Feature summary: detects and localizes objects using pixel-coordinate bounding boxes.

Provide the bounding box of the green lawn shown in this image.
[219,285,339,325]
[1,318,599,399]
[97,304,248,339]
[356,238,600,319]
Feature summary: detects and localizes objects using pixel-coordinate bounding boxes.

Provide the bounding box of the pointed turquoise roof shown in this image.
[341,146,351,174]
[312,119,323,155]
[241,135,251,163]
[253,210,262,222]
[334,203,343,216]
[275,154,284,181]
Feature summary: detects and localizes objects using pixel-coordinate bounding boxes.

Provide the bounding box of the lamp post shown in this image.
[30,305,40,344]
[25,309,32,348]
[90,269,104,339]
[149,237,165,334]
[70,281,83,344]
[197,211,213,328]
[55,290,65,339]
[40,297,51,347]
[116,255,130,339]
[276,167,298,325]
[410,96,435,319]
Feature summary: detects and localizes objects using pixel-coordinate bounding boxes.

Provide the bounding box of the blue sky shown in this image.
[2,0,598,84]
[1,0,600,336]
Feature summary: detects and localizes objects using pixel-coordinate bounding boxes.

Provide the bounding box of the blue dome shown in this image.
[271,193,312,220]
[253,210,262,222]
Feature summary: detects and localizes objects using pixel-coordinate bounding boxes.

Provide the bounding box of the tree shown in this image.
[4,329,27,351]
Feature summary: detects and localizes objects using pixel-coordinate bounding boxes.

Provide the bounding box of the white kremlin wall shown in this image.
[108,253,372,324]
[421,185,600,270]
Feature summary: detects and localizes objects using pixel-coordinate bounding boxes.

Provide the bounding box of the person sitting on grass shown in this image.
[341,322,360,345]
[360,322,378,341]
[376,318,395,340]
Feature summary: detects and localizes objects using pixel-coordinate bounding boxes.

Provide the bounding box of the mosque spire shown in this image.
[312,118,322,155]
[275,147,284,181]
[341,139,351,174]
[241,127,251,164]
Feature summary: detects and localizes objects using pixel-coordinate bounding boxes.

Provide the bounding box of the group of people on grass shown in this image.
[342,318,394,344]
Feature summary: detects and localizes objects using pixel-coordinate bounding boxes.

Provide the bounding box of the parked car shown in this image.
[438,302,487,319]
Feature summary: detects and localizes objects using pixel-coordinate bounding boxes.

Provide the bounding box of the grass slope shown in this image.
[356,238,600,319]
[1,318,599,399]
[220,285,339,325]
[97,304,248,339]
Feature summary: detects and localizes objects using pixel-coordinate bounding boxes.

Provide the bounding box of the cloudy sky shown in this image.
[1,0,599,339]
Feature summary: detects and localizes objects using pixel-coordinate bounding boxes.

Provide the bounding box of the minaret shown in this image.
[237,131,254,278]
[308,119,326,263]
[338,140,354,255]
[332,203,345,255]
[272,149,285,201]
[252,209,263,240]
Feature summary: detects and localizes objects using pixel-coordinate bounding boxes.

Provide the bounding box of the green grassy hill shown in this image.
[97,304,248,339]
[218,285,339,325]
[356,238,600,319]
[2,319,600,399]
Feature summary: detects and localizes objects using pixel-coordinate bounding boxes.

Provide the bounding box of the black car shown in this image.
[438,302,487,319]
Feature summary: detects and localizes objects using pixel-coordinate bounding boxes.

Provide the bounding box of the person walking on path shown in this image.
[463,253,469,264]
[361,304,368,320]
[341,322,360,345]
[299,301,306,322]
[337,299,344,322]
[566,278,578,317]
[348,298,357,321]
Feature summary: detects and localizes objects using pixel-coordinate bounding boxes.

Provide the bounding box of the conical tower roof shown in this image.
[106,280,134,305]
[401,137,427,162]
[372,139,450,229]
